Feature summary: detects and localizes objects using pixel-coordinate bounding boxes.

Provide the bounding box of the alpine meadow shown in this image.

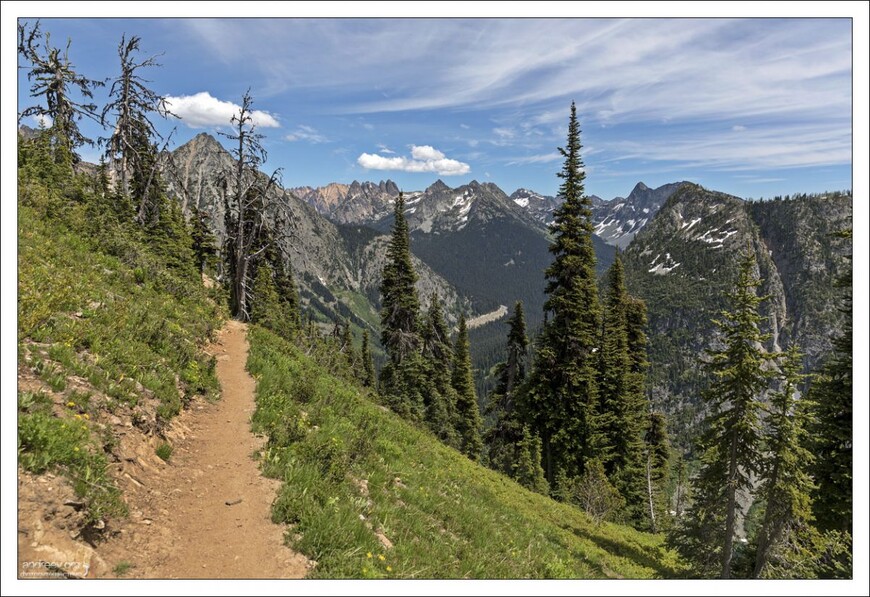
[11,15,863,588]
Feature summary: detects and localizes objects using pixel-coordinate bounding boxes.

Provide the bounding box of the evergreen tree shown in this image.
[379,192,420,364]
[485,301,530,477]
[190,210,218,274]
[421,295,459,446]
[644,411,671,533]
[597,254,647,523]
[810,229,852,534]
[754,345,816,578]
[525,101,601,486]
[100,34,173,222]
[18,21,102,166]
[514,425,549,494]
[360,329,376,389]
[378,192,425,420]
[670,249,772,578]
[452,315,483,460]
[250,261,282,330]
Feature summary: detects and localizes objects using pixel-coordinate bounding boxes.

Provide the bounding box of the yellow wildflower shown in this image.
[378,554,385,561]
[73,447,79,452]
[386,566,392,572]
[366,552,372,559]
[67,401,75,408]
[83,413,90,420]
[73,414,82,420]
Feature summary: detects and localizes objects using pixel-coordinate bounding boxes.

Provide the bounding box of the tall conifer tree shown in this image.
[754,345,816,578]
[485,301,531,477]
[810,229,852,534]
[597,254,648,522]
[378,192,425,420]
[452,315,483,460]
[526,101,601,485]
[379,192,420,364]
[670,249,771,578]
[421,295,459,446]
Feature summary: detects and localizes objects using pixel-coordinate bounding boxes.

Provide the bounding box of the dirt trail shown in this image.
[102,320,308,578]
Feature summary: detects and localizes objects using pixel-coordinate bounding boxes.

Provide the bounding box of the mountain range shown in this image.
[160,132,852,441]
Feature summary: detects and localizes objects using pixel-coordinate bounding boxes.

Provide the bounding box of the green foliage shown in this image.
[557,460,626,526]
[526,102,602,486]
[753,345,817,578]
[513,426,548,494]
[248,326,685,579]
[17,134,221,524]
[670,249,773,578]
[644,412,671,533]
[379,192,420,364]
[360,329,376,389]
[597,255,649,525]
[484,302,536,485]
[18,410,126,523]
[420,296,460,447]
[112,561,135,577]
[155,442,173,462]
[190,210,218,274]
[810,229,852,535]
[451,315,483,460]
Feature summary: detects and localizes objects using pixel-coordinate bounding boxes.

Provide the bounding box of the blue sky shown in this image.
[16,17,854,200]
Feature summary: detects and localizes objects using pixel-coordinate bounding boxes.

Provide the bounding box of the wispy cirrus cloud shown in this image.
[357,145,470,176]
[165,92,280,128]
[505,152,562,166]
[285,124,328,143]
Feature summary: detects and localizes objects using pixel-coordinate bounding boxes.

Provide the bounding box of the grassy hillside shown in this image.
[248,326,685,579]
[17,162,223,524]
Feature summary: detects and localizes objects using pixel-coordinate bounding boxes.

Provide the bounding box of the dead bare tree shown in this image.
[218,90,282,321]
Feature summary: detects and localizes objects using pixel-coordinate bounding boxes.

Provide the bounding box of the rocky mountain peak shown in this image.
[426,179,451,193]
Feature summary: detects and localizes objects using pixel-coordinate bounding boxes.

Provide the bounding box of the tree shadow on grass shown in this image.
[559,521,684,579]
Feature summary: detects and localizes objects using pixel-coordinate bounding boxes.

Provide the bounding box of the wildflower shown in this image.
[73,447,79,452]
[386,566,392,572]
[378,554,385,561]
[73,414,82,420]
[67,401,76,408]
[83,414,90,420]
[366,552,372,559]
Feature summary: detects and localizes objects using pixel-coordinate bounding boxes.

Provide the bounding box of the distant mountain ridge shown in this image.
[297,177,683,250]
[162,133,472,334]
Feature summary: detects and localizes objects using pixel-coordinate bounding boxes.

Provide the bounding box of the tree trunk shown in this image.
[646,451,657,533]
[721,433,739,579]
[753,459,781,578]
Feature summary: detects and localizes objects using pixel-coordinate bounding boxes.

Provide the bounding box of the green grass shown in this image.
[112,561,134,577]
[248,326,686,579]
[17,171,223,524]
[155,442,173,462]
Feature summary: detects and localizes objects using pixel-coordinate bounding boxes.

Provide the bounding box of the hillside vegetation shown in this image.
[247,326,685,579]
[17,144,223,528]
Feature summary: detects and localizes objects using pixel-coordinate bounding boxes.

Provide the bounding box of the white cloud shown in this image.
[732,125,747,132]
[285,124,328,143]
[506,152,562,166]
[459,123,470,129]
[362,123,375,130]
[410,145,445,161]
[357,145,470,176]
[493,127,516,139]
[376,143,395,154]
[165,92,280,128]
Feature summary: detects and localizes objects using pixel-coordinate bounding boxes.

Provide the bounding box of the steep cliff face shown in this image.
[161,133,471,331]
[623,184,851,446]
